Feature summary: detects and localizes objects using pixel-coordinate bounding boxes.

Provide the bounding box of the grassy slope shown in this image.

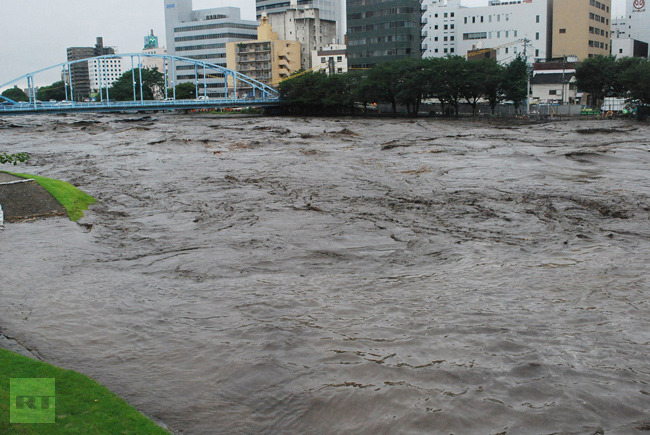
[2,171,96,222]
[0,349,168,434]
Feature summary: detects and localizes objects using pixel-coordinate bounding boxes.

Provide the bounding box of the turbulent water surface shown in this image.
[1,114,649,434]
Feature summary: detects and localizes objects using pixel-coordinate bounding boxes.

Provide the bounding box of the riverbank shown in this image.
[0,348,169,433]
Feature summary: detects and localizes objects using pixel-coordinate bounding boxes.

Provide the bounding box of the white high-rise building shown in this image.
[421,0,551,64]
[164,1,258,97]
[88,52,123,94]
[621,0,650,47]
[257,0,344,42]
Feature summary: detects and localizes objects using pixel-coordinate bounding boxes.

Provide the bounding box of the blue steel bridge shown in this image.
[0,54,280,115]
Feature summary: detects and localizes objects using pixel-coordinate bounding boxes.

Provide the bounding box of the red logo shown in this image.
[633,0,645,10]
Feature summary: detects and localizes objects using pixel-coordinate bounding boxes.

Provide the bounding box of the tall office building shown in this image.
[619,0,650,48]
[88,55,123,94]
[552,0,611,60]
[257,0,344,41]
[164,1,257,97]
[66,37,115,100]
[347,0,422,68]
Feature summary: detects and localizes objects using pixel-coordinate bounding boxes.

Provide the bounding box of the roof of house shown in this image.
[531,72,576,85]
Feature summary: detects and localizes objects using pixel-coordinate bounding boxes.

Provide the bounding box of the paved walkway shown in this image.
[0,172,66,221]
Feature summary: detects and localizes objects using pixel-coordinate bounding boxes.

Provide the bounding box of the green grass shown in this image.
[0,349,168,434]
[2,171,96,222]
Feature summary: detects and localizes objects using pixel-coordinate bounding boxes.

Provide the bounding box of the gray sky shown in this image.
[0,0,627,91]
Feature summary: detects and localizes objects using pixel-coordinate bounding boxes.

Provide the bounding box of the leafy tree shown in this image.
[393,58,425,116]
[174,82,197,99]
[1,87,29,102]
[462,59,494,116]
[364,62,400,114]
[502,54,528,110]
[478,59,505,114]
[36,81,67,101]
[623,59,650,105]
[439,56,467,115]
[421,57,448,115]
[575,55,618,107]
[102,68,164,101]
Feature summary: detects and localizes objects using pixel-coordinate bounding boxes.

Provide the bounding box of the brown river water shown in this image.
[0,114,649,434]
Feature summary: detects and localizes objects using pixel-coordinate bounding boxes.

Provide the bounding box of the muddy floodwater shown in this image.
[1,114,649,434]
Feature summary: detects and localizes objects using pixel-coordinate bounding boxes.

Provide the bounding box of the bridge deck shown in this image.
[0,98,281,115]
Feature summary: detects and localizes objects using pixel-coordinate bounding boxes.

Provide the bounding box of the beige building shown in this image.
[552,0,612,60]
[226,16,301,95]
[267,4,337,70]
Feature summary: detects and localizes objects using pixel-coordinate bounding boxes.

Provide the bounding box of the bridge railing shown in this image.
[0,53,280,112]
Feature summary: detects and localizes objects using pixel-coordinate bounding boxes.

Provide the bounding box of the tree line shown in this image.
[575,55,650,107]
[278,55,529,116]
[1,67,197,103]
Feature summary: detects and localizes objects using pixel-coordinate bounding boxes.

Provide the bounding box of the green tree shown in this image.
[103,68,164,101]
[174,82,197,99]
[479,59,505,114]
[502,54,528,110]
[1,87,29,102]
[575,55,618,107]
[623,59,650,105]
[421,57,448,115]
[439,56,467,116]
[394,58,425,116]
[365,62,400,114]
[36,81,67,101]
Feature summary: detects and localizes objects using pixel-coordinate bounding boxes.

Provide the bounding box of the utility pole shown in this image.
[524,38,531,117]
[560,54,566,105]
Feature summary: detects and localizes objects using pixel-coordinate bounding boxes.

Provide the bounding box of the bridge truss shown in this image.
[0,54,280,114]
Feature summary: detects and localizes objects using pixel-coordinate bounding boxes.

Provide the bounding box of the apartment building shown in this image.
[311,44,349,74]
[226,16,301,92]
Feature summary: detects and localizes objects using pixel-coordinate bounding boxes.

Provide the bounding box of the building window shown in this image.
[549,90,557,95]
[559,28,566,33]
[535,49,539,56]
[464,17,468,24]
[536,32,540,40]
[536,15,540,23]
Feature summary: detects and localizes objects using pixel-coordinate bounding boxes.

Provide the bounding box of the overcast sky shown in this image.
[0,0,627,90]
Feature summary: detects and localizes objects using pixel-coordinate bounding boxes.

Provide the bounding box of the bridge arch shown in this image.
[0,53,279,110]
